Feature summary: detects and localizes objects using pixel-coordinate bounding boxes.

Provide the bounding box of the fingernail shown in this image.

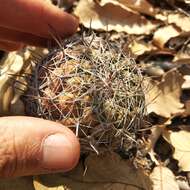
[42,134,74,171]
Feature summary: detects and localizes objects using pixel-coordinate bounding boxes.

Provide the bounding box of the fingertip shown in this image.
[0,116,80,177]
[48,121,81,171]
[0,0,79,40]
[27,0,79,37]
[0,40,24,52]
[60,125,80,170]
[42,132,80,171]
[18,116,81,172]
[44,5,79,37]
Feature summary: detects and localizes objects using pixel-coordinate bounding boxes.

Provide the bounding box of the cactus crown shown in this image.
[26,33,146,154]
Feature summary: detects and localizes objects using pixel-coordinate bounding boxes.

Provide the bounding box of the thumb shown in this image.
[0,116,80,178]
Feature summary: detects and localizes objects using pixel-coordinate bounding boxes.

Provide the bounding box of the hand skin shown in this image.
[0,117,80,178]
[0,0,79,51]
[0,1,80,177]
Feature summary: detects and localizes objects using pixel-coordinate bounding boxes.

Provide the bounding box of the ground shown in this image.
[0,0,190,189]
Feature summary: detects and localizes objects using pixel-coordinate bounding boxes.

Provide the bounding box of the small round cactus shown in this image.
[25,33,146,154]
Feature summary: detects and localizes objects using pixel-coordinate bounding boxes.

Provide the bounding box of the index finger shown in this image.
[0,0,78,39]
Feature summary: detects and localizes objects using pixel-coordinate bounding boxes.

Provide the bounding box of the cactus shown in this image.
[25,33,146,154]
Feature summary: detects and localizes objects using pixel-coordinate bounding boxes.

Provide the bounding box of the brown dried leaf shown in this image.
[168,13,190,32]
[167,32,190,52]
[129,40,156,56]
[174,55,190,62]
[145,69,185,118]
[182,75,190,89]
[0,177,34,190]
[183,99,190,116]
[74,0,160,34]
[177,0,190,3]
[146,126,165,165]
[34,152,152,190]
[0,52,24,115]
[99,0,156,16]
[163,129,190,171]
[0,48,48,116]
[155,11,190,32]
[153,25,180,49]
[150,166,180,190]
[145,66,165,77]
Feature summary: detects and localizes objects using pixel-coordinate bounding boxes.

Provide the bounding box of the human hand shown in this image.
[0,1,80,178]
[0,116,80,177]
[0,0,78,51]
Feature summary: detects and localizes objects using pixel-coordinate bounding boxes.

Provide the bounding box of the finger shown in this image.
[0,116,80,178]
[0,27,51,47]
[0,0,79,38]
[0,40,24,51]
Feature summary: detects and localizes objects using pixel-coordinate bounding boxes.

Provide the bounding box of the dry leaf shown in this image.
[166,32,190,52]
[150,166,180,190]
[155,10,190,32]
[34,152,152,190]
[0,52,24,115]
[182,75,190,89]
[184,0,190,3]
[163,129,190,171]
[155,12,168,22]
[99,0,156,16]
[74,0,159,34]
[34,180,65,190]
[129,40,156,56]
[174,52,190,61]
[146,126,165,165]
[145,69,185,118]
[0,177,34,190]
[145,66,165,77]
[176,179,190,190]
[168,13,190,32]
[177,0,190,3]
[184,99,190,116]
[0,48,48,116]
[153,25,181,49]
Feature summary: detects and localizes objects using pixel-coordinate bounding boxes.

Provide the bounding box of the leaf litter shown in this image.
[1,0,190,189]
